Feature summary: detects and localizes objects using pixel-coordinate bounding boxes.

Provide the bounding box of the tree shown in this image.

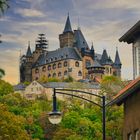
[0,103,30,140]
[0,0,9,14]
[100,75,127,101]
[0,79,13,96]
[0,68,5,78]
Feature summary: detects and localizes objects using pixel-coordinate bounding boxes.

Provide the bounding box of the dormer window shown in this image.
[66,54,68,58]
[46,59,48,63]
[61,56,63,59]
[50,58,53,62]
[55,57,57,61]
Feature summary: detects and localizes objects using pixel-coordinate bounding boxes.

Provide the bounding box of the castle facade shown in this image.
[20,15,122,83]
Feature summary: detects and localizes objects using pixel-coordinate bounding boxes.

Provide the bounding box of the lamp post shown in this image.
[48,89,62,124]
[48,88,106,140]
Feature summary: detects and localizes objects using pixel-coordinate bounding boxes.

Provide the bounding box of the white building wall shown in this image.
[133,38,140,79]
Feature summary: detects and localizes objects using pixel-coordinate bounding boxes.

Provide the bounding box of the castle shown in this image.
[20,14,122,83]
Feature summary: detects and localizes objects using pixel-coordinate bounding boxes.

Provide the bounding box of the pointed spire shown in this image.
[91,42,94,50]
[26,41,32,57]
[100,49,108,64]
[114,48,122,67]
[63,13,72,33]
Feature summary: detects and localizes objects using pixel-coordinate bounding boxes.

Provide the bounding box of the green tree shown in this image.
[0,68,5,78]
[0,79,13,96]
[0,0,9,14]
[100,75,126,101]
[0,103,30,140]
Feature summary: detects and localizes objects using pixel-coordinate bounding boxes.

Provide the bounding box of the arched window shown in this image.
[78,71,82,76]
[35,68,39,73]
[58,62,62,68]
[48,74,51,78]
[48,65,51,70]
[42,66,46,72]
[53,63,56,69]
[64,70,68,76]
[64,61,67,67]
[58,72,61,77]
[75,61,79,67]
[53,73,56,77]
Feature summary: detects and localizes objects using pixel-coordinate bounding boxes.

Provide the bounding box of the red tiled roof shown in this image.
[114,76,140,99]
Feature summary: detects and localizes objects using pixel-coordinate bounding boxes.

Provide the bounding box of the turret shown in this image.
[113,48,122,77]
[59,13,74,48]
[90,43,95,59]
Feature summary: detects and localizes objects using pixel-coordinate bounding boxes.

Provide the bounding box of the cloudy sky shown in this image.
[0,0,139,84]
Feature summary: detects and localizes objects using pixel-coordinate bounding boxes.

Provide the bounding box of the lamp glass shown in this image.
[48,112,62,124]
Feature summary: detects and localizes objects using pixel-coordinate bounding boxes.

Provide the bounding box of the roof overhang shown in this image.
[119,20,140,44]
[108,77,140,106]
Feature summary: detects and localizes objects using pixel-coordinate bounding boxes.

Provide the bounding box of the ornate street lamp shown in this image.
[48,88,106,140]
[48,89,62,124]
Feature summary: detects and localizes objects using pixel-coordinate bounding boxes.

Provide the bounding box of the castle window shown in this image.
[64,70,68,76]
[55,57,57,61]
[53,73,56,77]
[35,68,39,73]
[85,60,91,67]
[78,71,82,76]
[48,65,51,70]
[61,56,63,59]
[48,74,51,78]
[64,61,68,67]
[46,59,48,63]
[42,66,46,72]
[35,77,38,80]
[75,61,79,67]
[58,72,61,77]
[53,63,56,69]
[58,62,62,68]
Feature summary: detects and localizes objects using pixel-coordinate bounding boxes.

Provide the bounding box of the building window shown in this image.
[55,57,57,61]
[135,129,139,140]
[42,66,46,72]
[53,63,56,69]
[128,133,132,140]
[58,72,61,77]
[75,61,79,67]
[50,58,53,62]
[48,65,51,70]
[48,74,51,78]
[61,56,63,59]
[64,70,68,76]
[64,61,68,67]
[85,60,91,67]
[53,73,56,77]
[78,71,82,76]
[35,68,39,73]
[58,62,62,68]
[46,59,48,63]
[36,77,38,80]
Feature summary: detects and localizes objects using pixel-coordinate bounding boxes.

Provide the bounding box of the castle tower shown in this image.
[119,20,140,79]
[59,14,74,48]
[87,60,105,80]
[113,48,122,77]
[90,43,95,59]
[100,49,113,76]
[23,42,33,82]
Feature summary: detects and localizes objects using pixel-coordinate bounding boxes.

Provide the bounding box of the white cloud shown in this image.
[16,8,45,17]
